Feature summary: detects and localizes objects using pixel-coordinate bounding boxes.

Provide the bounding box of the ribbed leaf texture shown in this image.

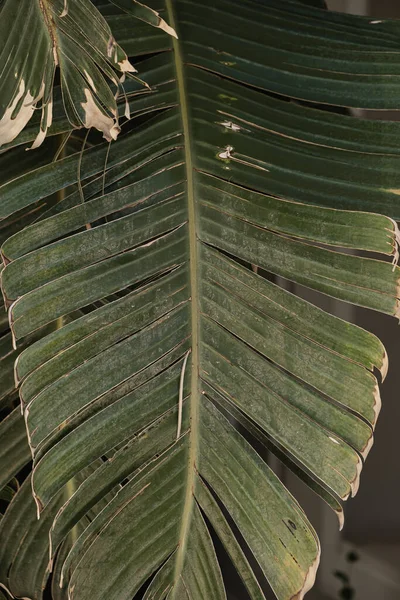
[1,1,400,599]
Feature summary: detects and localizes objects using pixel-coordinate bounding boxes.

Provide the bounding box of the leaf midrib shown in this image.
[38,0,59,64]
[165,0,200,591]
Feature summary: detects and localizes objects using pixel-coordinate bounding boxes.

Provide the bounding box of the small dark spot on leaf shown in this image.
[282,519,296,536]
[288,519,297,530]
[290,553,300,566]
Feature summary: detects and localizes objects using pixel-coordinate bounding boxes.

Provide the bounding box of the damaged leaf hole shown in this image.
[218,144,234,160]
[219,120,241,132]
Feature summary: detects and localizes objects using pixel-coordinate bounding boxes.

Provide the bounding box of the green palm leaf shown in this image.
[1,1,400,599]
[0,0,140,148]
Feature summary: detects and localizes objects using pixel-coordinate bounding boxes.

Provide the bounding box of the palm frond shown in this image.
[1,1,400,599]
[0,0,141,147]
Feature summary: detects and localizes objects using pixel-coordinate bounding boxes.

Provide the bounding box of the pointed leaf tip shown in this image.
[159,17,178,38]
[109,0,177,38]
[81,90,120,141]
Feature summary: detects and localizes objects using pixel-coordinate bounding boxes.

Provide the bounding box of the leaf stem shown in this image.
[165,0,200,592]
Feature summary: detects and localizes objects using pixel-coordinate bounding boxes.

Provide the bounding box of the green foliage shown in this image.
[0,1,399,599]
